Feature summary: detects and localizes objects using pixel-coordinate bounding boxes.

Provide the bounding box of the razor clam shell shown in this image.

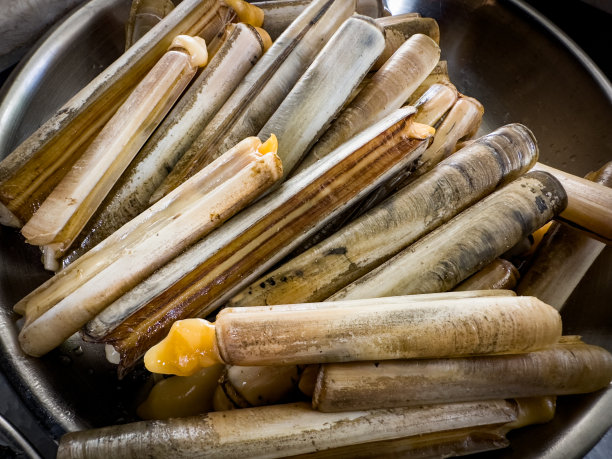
[227,293,519,398]
[408,60,450,103]
[453,258,520,291]
[532,161,612,244]
[254,0,387,40]
[149,0,356,203]
[57,401,519,459]
[20,44,203,254]
[312,341,612,412]
[412,82,458,126]
[329,171,568,300]
[216,296,561,366]
[219,291,515,411]
[228,123,537,307]
[286,79,457,256]
[516,161,612,309]
[101,108,428,374]
[293,33,440,175]
[60,23,264,268]
[125,0,175,50]
[291,425,510,458]
[372,15,440,70]
[517,222,606,310]
[258,15,386,178]
[17,148,283,357]
[0,0,231,226]
[346,93,484,224]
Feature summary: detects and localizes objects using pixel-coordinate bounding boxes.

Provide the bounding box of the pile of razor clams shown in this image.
[1,1,611,457]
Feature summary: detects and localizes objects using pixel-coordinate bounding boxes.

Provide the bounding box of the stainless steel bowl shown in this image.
[1,0,611,457]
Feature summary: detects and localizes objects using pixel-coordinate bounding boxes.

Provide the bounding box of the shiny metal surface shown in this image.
[0,0,87,73]
[0,0,611,457]
[0,412,42,459]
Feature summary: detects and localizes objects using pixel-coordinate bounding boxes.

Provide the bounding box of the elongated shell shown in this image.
[532,161,612,244]
[453,258,519,291]
[284,80,458,256]
[125,0,175,50]
[346,94,484,221]
[20,37,208,260]
[215,296,561,366]
[330,171,567,300]
[229,123,537,307]
[412,82,458,126]
[215,296,561,365]
[313,338,612,412]
[415,95,484,171]
[16,138,282,357]
[253,0,387,40]
[57,400,519,459]
[102,108,430,375]
[60,23,265,268]
[293,398,556,458]
[258,15,385,178]
[294,33,440,174]
[149,0,356,202]
[372,14,440,70]
[408,60,451,103]
[0,0,234,227]
[516,161,612,309]
[216,292,515,411]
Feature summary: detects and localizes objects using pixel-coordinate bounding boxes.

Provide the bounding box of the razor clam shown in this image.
[293,33,440,175]
[313,337,612,412]
[57,400,522,459]
[20,36,209,264]
[353,93,484,217]
[532,161,612,244]
[412,82,458,126]
[86,108,424,341]
[286,81,459,255]
[453,258,520,291]
[146,295,560,369]
[149,0,356,203]
[296,397,555,459]
[501,235,535,265]
[372,14,440,70]
[16,136,282,357]
[60,23,265,268]
[253,0,388,40]
[0,0,241,228]
[98,108,431,375]
[125,0,175,50]
[408,60,451,103]
[329,171,567,300]
[516,161,612,309]
[257,15,386,178]
[416,95,484,171]
[229,123,535,307]
[215,290,515,411]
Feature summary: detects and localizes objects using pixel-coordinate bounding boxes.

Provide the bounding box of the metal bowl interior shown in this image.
[0,0,611,457]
